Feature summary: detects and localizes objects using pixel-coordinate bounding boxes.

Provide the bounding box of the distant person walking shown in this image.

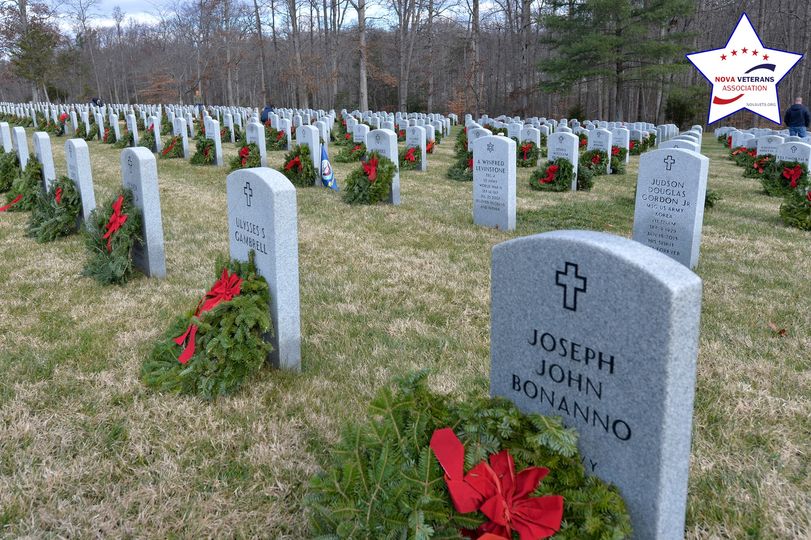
[784,97,810,137]
[261,103,275,124]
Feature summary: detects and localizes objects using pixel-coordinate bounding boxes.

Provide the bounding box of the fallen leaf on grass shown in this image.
[768,322,787,337]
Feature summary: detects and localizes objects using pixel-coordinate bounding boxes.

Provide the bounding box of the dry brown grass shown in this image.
[0,127,809,538]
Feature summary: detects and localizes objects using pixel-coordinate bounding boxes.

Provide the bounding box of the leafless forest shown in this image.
[1,0,809,124]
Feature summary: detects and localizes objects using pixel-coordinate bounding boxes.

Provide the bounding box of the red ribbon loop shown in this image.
[0,194,23,212]
[783,165,802,188]
[520,143,532,160]
[540,165,559,184]
[55,187,63,204]
[102,195,129,252]
[363,156,379,182]
[405,147,416,162]
[285,156,302,172]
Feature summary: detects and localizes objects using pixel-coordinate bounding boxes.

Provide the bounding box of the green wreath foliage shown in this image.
[580,149,609,176]
[141,253,273,400]
[82,190,143,285]
[335,142,366,163]
[447,152,473,182]
[190,137,216,165]
[229,143,262,171]
[517,141,540,168]
[280,144,317,187]
[139,128,157,153]
[84,123,99,141]
[454,128,468,157]
[399,145,423,170]
[114,130,134,149]
[26,176,83,242]
[342,151,396,205]
[0,151,21,192]
[160,135,185,159]
[161,119,173,136]
[762,161,809,197]
[743,155,776,179]
[434,130,443,145]
[610,147,627,175]
[780,187,811,230]
[530,158,575,192]
[4,159,43,212]
[233,124,246,145]
[730,147,756,167]
[306,371,632,540]
[704,189,722,209]
[266,126,288,151]
[102,125,118,144]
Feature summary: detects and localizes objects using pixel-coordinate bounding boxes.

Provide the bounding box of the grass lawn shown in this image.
[0,126,808,538]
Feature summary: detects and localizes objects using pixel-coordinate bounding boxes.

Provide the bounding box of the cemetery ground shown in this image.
[0,127,809,538]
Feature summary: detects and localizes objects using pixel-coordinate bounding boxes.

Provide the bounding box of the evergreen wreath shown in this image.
[517,141,540,168]
[399,145,422,170]
[54,113,68,136]
[26,176,82,242]
[397,128,407,141]
[229,143,261,171]
[280,144,317,187]
[530,158,574,192]
[426,139,436,154]
[779,186,811,230]
[84,122,99,141]
[434,130,443,145]
[335,142,366,163]
[447,151,473,182]
[743,155,775,178]
[578,133,588,149]
[610,146,627,175]
[102,125,118,144]
[730,146,755,167]
[0,150,21,192]
[306,371,632,540]
[454,128,468,157]
[113,130,134,149]
[160,135,184,159]
[762,161,808,197]
[579,149,608,176]
[190,137,216,165]
[2,159,43,212]
[161,119,173,136]
[82,190,143,285]
[704,189,722,209]
[141,253,273,400]
[139,126,157,153]
[628,139,642,155]
[342,151,396,205]
[234,124,246,145]
[266,126,288,151]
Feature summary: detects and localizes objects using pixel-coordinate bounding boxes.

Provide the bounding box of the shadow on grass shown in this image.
[517,195,635,236]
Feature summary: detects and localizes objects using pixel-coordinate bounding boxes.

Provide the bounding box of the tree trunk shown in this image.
[520,0,531,115]
[357,0,369,111]
[252,0,268,103]
[287,0,308,108]
[426,0,434,111]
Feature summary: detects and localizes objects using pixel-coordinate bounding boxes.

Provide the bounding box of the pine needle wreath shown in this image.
[0,151,20,192]
[335,142,366,163]
[113,130,134,149]
[266,126,288,151]
[517,141,540,168]
[229,143,261,171]
[743,155,775,178]
[83,123,99,141]
[399,145,422,170]
[530,158,575,192]
[730,146,756,167]
[762,161,808,197]
[306,370,632,540]
[82,190,143,285]
[455,128,469,157]
[160,120,173,136]
[160,135,184,159]
[280,144,317,187]
[234,124,246,145]
[447,151,473,182]
[609,146,627,175]
[190,137,216,165]
[141,252,273,400]
[578,133,588,149]
[397,128,406,142]
[26,176,83,242]
[705,189,722,209]
[629,140,643,155]
[342,151,396,205]
[580,149,608,176]
[779,187,811,230]
[3,159,43,212]
[102,126,118,144]
[139,128,157,153]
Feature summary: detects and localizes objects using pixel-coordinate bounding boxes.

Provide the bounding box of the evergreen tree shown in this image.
[540,0,694,120]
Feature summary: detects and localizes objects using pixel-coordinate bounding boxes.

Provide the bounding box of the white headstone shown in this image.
[405,126,427,172]
[473,135,516,231]
[366,129,400,205]
[296,125,321,185]
[246,121,268,167]
[547,132,580,191]
[32,132,56,191]
[65,138,97,222]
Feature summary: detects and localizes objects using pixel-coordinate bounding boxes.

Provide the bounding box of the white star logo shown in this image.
[687,13,802,124]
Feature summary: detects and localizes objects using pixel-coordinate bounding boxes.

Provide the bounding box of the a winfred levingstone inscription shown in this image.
[490,230,702,540]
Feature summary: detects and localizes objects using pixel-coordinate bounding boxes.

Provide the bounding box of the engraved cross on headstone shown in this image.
[555,262,587,312]
[243,181,253,207]
[664,155,676,170]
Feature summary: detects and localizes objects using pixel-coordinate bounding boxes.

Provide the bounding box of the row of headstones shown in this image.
[715,127,811,167]
[468,133,708,268]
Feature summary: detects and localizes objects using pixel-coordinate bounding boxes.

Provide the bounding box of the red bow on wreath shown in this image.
[405,147,417,162]
[345,133,352,140]
[55,187,63,205]
[59,113,68,123]
[629,141,636,150]
[611,146,620,156]
[747,149,757,157]
[520,143,533,160]
[0,194,23,212]
[162,139,176,156]
[591,154,602,165]
[430,428,564,540]
[102,195,129,252]
[362,156,379,182]
[285,156,303,172]
[174,269,243,364]
[468,157,474,170]
[277,130,286,141]
[727,136,732,147]
[352,145,363,152]
[239,146,251,167]
[579,138,587,147]
[806,191,811,202]
[540,165,559,185]
[427,140,435,153]
[783,165,803,188]
[731,147,745,156]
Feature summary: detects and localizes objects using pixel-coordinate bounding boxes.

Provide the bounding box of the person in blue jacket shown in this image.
[784,97,810,137]
[261,103,275,124]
